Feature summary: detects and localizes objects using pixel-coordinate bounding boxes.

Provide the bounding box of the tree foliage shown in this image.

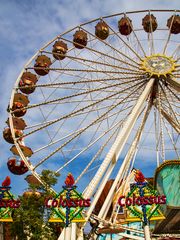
[10,170,60,240]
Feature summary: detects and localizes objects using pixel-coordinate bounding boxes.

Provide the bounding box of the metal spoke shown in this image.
[163,118,179,158]
[60,36,140,67]
[33,81,146,169]
[81,25,143,63]
[163,12,176,54]
[57,117,123,174]
[42,50,139,72]
[16,79,147,140]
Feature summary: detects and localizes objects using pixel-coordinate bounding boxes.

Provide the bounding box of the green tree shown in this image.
[10,170,60,240]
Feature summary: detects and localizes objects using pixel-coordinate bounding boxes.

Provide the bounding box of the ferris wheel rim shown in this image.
[7,8,179,208]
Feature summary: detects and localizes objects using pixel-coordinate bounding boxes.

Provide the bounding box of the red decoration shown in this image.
[134,170,145,183]
[65,173,75,186]
[2,176,11,187]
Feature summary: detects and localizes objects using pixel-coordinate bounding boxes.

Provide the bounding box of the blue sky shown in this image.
[0,0,179,197]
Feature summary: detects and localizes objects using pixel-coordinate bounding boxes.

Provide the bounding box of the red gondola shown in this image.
[10,144,33,158]
[11,93,29,117]
[142,14,157,33]
[23,190,41,198]
[118,17,132,36]
[3,127,23,144]
[52,40,68,60]
[34,55,52,76]
[167,15,180,34]
[6,117,26,130]
[25,174,41,186]
[19,72,38,94]
[7,157,28,175]
[73,30,88,49]
[95,21,109,40]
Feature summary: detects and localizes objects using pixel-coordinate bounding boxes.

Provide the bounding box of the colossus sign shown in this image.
[118,194,166,207]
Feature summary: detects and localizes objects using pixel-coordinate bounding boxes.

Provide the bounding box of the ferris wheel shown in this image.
[3,9,180,239]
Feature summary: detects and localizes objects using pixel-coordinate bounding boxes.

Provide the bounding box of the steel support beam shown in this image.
[98,99,152,219]
[83,79,155,221]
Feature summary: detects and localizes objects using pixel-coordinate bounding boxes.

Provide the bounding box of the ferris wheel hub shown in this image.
[140,54,176,77]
